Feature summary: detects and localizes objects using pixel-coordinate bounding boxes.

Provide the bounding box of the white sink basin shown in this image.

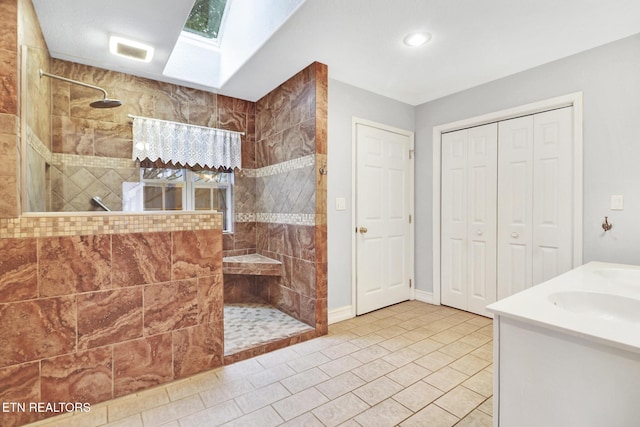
[549,290,640,323]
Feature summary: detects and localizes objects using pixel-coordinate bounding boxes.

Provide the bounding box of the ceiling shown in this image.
[33,0,640,106]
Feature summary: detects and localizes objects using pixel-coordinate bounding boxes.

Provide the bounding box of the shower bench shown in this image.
[222,253,283,276]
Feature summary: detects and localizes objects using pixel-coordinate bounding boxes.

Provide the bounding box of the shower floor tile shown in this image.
[224,302,314,356]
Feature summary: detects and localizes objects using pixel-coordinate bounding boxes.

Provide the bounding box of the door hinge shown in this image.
[409,149,415,159]
[409,279,413,288]
[409,214,412,224]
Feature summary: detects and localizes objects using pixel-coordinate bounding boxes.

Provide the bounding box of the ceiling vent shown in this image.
[109,36,154,62]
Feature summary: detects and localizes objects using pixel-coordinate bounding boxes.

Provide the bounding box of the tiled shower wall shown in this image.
[223,63,328,337]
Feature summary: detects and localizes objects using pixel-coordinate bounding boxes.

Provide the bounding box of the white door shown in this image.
[355,122,412,315]
[497,116,534,299]
[532,107,574,283]
[441,123,497,316]
[497,107,574,298]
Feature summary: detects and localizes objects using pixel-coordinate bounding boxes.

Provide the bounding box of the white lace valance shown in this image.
[131,115,242,169]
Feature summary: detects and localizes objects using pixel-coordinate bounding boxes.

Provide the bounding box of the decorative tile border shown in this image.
[0,212,222,239]
[256,213,315,226]
[253,155,315,178]
[235,213,256,223]
[51,153,137,169]
[26,126,52,163]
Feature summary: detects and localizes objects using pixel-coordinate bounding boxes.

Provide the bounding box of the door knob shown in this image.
[359,227,368,234]
[511,232,519,239]
[476,230,483,236]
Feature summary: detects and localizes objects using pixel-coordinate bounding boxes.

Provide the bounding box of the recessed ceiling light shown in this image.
[403,32,431,47]
[109,36,154,62]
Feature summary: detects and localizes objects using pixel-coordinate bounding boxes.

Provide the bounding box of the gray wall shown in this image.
[327,79,415,310]
[415,33,640,293]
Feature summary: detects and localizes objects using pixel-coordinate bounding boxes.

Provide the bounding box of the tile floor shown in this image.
[224,303,315,355]
[29,301,493,427]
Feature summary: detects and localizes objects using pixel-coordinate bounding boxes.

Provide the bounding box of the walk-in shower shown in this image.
[39,69,122,108]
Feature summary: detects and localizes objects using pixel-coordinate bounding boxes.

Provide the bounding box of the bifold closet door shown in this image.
[497,107,573,299]
[441,123,497,315]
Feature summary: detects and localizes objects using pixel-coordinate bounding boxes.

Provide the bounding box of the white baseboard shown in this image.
[414,289,435,305]
[328,305,354,324]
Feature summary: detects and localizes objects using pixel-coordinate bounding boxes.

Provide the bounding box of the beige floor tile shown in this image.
[219,406,283,427]
[448,321,483,335]
[378,336,414,352]
[376,325,413,339]
[354,398,413,427]
[337,419,363,427]
[312,392,370,427]
[177,400,242,427]
[316,372,367,400]
[352,376,404,406]
[392,380,444,412]
[401,327,436,342]
[140,395,205,426]
[382,347,422,367]
[407,338,445,354]
[430,329,464,344]
[322,341,361,359]
[471,342,494,362]
[458,330,493,348]
[233,382,290,414]
[449,353,491,376]
[272,387,329,421]
[478,396,493,416]
[456,408,493,427]
[286,351,332,373]
[467,315,493,327]
[107,388,170,422]
[247,363,296,388]
[215,358,264,381]
[414,350,456,372]
[350,344,391,363]
[199,378,255,407]
[439,340,476,359]
[350,323,384,336]
[400,403,459,427]
[280,412,325,427]
[477,324,494,337]
[30,408,108,427]
[385,362,432,387]
[462,369,493,397]
[165,371,220,401]
[104,414,143,427]
[280,366,331,394]
[424,366,469,392]
[434,385,485,418]
[319,355,363,377]
[349,333,386,349]
[256,346,300,369]
[351,358,396,382]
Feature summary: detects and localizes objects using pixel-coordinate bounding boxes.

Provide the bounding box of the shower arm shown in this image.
[39,69,109,100]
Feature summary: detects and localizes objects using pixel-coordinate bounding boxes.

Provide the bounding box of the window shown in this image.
[183,0,229,42]
[140,168,234,232]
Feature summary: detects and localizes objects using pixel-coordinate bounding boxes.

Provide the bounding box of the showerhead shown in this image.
[90,98,123,109]
[39,69,123,109]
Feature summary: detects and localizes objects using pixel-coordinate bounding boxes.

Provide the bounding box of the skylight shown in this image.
[183,0,229,41]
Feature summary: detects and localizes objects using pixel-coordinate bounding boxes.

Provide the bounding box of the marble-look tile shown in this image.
[400,403,459,427]
[94,121,132,159]
[51,115,94,155]
[267,223,286,255]
[219,109,247,134]
[0,296,76,367]
[272,387,328,421]
[286,224,315,261]
[39,235,111,296]
[434,385,485,419]
[113,333,173,397]
[197,274,224,324]
[173,229,222,279]
[0,1,17,51]
[77,288,143,349]
[173,321,224,379]
[231,221,256,250]
[112,232,171,287]
[0,362,42,426]
[144,280,198,335]
[291,258,315,298]
[41,347,113,404]
[273,285,300,320]
[0,113,16,135]
[393,380,444,412]
[0,238,37,303]
[354,398,413,427]
[312,392,369,427]
[0,175,18,217]
[299,295,316,327]
[0,48,17,115]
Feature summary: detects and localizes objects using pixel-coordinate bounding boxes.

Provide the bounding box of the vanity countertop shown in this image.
[487,261,640,354]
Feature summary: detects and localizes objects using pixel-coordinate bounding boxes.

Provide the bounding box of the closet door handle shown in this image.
[511,232,519,239]
[476,230,483,236]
